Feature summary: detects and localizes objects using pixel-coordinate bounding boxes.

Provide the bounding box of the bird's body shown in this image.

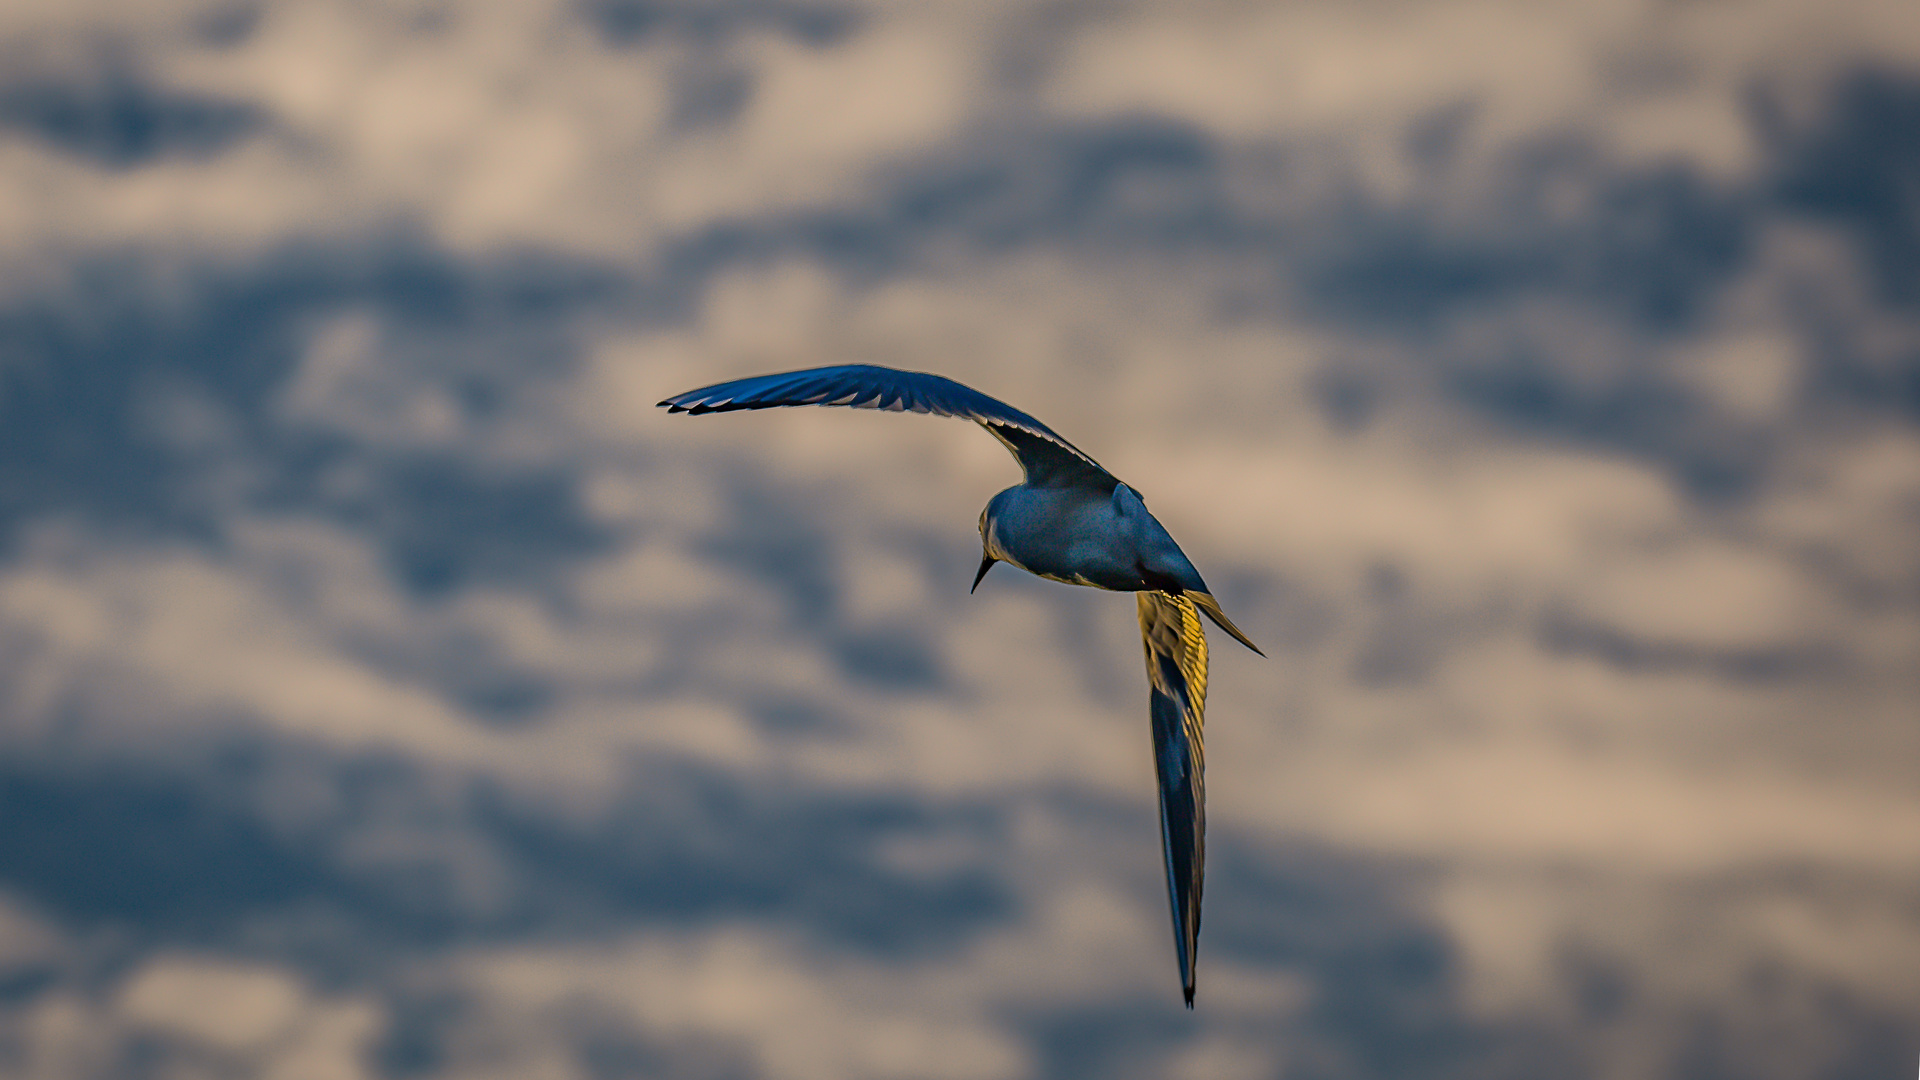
[983,482,1204,594]
[659,364,1260,1006]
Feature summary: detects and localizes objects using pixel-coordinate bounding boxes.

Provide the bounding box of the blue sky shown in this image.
[0,2,1916,1078]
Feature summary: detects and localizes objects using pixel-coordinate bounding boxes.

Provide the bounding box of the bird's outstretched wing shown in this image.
[1137,590,1208,1007]
[659,364,1117,489]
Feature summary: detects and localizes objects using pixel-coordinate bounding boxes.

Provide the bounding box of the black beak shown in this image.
[971,554,995,594]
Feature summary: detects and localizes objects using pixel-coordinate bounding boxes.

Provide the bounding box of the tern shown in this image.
[659,364,1262,1006]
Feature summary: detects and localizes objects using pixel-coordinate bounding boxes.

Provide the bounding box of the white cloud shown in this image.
[1048,0,1920,185]
[1562,541,1831,651]
[118,957,310,1054]
[0,1,1917,1075]
[466,927,1031,1080]
[2,958,382,1080]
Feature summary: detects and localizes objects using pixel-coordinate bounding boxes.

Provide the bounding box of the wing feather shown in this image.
[660,364,1116,489]
[1137,590,1209,1007]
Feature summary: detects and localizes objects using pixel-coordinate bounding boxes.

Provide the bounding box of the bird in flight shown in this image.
[659,364,1262,1007]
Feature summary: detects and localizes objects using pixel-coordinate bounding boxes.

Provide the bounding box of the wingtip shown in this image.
[1190,591,1264,656]
[1184,985,1196,1008]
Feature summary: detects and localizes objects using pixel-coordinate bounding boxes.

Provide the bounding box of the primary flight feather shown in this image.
[660,363,1262,1006]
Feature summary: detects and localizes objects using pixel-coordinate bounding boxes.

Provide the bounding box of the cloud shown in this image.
[0,1,1917,1077]
[1048,0,1920,184]
[9,955,381,1080]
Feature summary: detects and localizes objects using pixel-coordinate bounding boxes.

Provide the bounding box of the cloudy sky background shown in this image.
[0,1,1917,1077]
